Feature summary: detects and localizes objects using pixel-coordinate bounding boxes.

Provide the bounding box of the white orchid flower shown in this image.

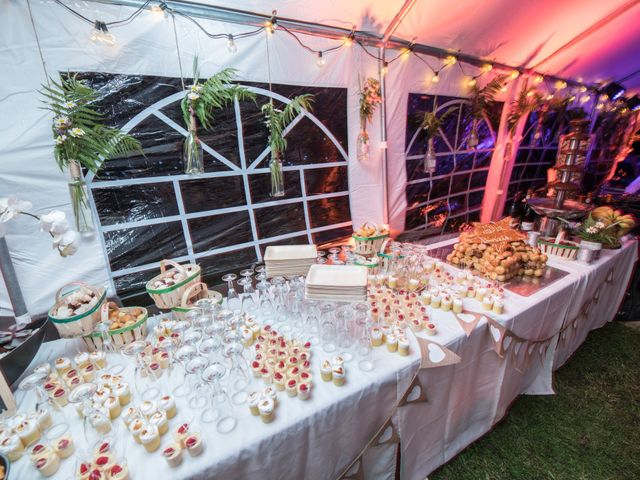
[40,210,69,235]
[0,196,33,223]
[53,229,79,257]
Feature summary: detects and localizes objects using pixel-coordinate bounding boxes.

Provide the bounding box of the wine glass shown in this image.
[185,356,210,410]
[68,383,101,449]
[319,302,337,353]
[120,341,148,396]
[222,273,241,312]
[335,307,354,362]
[238,277,257,315]
[17,372,53,421]
[203,363,236,434]
[171,345,197,397]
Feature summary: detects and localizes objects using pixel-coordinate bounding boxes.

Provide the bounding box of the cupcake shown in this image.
[162,444,183,467]
[285,378,297,397]
[122,406,140,426]
[273,371,285,391]
[482,296,494,311]
[114,383,131,406]
[332,366,346,386]
[159,395,177,419]
[258,397,275,423]
[150,410,168,436]
[74,352,91,369]
[492,299,504,314]
[410,318,423,332]
[54,357,72,374]
[139,424,161,453]
[54,436,75,459]
[105,396,121,419]
[248,391,260,416]
[386,334,398,353]
[15,419,40,446]
[129,418,146,444]
[320,360,332,382]
[173,423,191,447]
[297,382,311,400]
[0,434,24,462]
[185,433,204,456]
[35,453,60,477]
[398,336,410,356]
[140,400,157,418]
[35,408,53,431]
[453,297,463,314]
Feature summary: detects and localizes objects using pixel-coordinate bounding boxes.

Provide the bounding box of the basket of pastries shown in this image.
[352,222,390,255]
[145,259,201,309]
[171,282,223,321]
[82,302,148,351]
[48,282,106,338]
[538,238,579,260]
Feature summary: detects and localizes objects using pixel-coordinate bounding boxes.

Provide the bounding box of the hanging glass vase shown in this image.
[183,117,204,175]
[468,120,479,148]
[357,119,370,162]
[68,160,94,233]
[423,138,437,174]
[270,151,285,197]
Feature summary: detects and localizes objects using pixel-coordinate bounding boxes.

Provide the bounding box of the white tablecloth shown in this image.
[9,238,637,480]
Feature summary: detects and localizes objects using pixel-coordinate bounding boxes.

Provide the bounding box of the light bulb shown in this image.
[344,36,353,47]
[150,4,165,18]
[545,93,553,100]
[467,77,477,87]
[579,85,587,93]
[555,80,567,90]
[402,47,411,60]
[482,63,493,73]
[500,84,507,92]
[580,95,590,103]
[444,55,457,66]
[90,21,116,46]
[569,95,576,102]
[317,51,325,67]
[431,72,439,83]
[596,103,604,110]
[227,34,237,54]
[526,90,534,97]
[533,74,544,84]
[264,20,274,35]
[509,70,520,80]
[381,61,389,76]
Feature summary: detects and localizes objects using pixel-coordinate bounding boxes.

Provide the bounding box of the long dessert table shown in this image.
[10,237,637,480]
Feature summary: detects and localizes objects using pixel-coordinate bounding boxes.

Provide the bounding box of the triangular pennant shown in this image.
[399,374,428,406]
[339,458,364,480]
[372,417,400,446]
[486,317,507,357]
[454,312,484,337]
[593,287,601,304]
[606,268,614,284]
[417,337,461,368]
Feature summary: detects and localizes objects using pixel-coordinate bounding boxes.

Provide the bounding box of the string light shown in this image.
[444,55,457,66]
[226,34,237,54]
[554,80,567,90]
[431,71,440,83]
[509,70,520,80]
[467,76,477,87]
[344,28,355,47]
[150,3,166,17]
[90,21,115,46]
[481,63,493,73]
[596,102,605,110]
[526,90,534,97]
[580,95,591,103]
[316,51,325,67]
[381,61,389,76]
[578,85,588,93]
[568,95,576,102]
[545,93,554,100]
[533,74,544,84]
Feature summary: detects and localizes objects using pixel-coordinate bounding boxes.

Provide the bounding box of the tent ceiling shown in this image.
[196,0,640,93]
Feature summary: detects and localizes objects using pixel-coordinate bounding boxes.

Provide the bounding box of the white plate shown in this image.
[264,245,317,261]
[306,264,368,288]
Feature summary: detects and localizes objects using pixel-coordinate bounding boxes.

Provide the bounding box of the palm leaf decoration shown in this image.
[420,106,457,138]
[181,57,256,131]
[40,74,142,173]
[261,94,315,154]
[469,74,508,121]
[506,87,543,137]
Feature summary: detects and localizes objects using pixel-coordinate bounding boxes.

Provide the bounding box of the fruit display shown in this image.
[590,206,636,237]
[447,240,547,281]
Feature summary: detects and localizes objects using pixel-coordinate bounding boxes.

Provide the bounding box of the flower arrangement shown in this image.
[357,78,382,161]
[261,94,314,196]
[40,75,142,232]
[181,57,256,175]
[575,214,615,245]
[359,78,382,128]
[419,106,456,173]
[0,196,78,257]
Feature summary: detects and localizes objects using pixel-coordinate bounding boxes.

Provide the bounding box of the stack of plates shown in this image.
[305,264,368,302]
[264,245,317,277]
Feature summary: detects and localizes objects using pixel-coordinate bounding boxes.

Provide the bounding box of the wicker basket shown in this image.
[82,302,148,352]
[146,260,202,309]
[352,222,389,255]
[538,238,579,260]
[171,282,223,321]
[48,283,106,338]
[376,238,404,271]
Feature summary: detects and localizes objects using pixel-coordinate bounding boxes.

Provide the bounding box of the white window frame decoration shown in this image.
[404,97,498,234]
[84,85,351,295]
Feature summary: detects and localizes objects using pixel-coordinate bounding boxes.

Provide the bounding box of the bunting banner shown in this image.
[372,417,401,446]
[606,268,615,284]
[416,337,462,368]
[338,459,364,480]
[398,374,428,406]
[486,317,508,357]
[454,312,485,337]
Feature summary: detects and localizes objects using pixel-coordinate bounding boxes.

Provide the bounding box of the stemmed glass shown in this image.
[93,312,115,354]
[222,273,241,312]
[201,362,236,434]
[238,276,257,315]
[171,344,197,397]
[185,356,210,410]
[255,273,275,322]
[319,302,337,353]
[17,372,53,422]
[68,382,104,450]
[121,341,148,396]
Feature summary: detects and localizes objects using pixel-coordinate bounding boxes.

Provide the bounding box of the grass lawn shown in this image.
[431,322,640,480]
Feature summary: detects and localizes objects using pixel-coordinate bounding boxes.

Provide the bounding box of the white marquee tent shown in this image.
[2,0,640,316]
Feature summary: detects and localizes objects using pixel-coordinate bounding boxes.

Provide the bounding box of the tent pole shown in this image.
[379,46,390,225]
